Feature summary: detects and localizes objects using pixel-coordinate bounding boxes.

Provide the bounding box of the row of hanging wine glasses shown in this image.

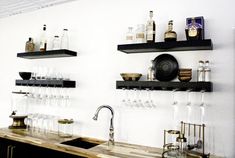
[120,88,157,108]
[21,86,71,107]
[119,88,206,112]
[172,89,206,125]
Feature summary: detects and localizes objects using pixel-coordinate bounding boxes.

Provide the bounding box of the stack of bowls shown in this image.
[178,69,192,82]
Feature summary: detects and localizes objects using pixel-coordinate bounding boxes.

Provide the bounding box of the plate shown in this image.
[153,54,179,81]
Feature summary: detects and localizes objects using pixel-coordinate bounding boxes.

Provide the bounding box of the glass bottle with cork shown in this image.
[61,29,69,49]
[135,24,145,43]
[52,35,60,50]
[25,37,35,52]
[126,27,134,44]
[146,11,156,43]
[39,24,47,51]
[147,60,155,81]
[164,20,177,42]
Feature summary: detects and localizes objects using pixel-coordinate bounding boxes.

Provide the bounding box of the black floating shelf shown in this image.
[17,49,77,59]
[117,39,213,53]
[116,81,213,92]
[16,80,76,88]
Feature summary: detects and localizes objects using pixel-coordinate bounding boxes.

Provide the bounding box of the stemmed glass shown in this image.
[199,90,205,124]
[148,89,156,108]
[144,88,152,108]
[132,88,140,108]
[186,89,192,122]
[137,89,145,108]
[172,89,178,129]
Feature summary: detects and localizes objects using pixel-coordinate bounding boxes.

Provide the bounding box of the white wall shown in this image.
[0,0,234,157]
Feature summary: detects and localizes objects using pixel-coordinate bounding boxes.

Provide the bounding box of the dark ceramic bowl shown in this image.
[19,72,32,80]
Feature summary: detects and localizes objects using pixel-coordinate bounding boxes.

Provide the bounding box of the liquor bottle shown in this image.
[204,60,211,82]
[146,11,156,43]
[61,29,69,49]
[39,24,47,51]
[197,60,205,82]
[164,20,177,42]
[147,60,155,81]
[25,37,35,52]
[185,18,202,40]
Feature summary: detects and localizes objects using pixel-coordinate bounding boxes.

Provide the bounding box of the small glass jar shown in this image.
[58,119,74,138]
[52,35,60,50]
[135,24,145,43]
[126,27,134,44]
[61,29,69,49]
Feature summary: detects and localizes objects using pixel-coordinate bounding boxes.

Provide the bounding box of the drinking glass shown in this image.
[172,89,178,129]
[132,88,140,108]
[200,90,205,124]
[144,88,152,108]
[186,90,192,122]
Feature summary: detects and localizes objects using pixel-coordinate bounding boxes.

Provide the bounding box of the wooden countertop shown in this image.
[0,128,222,158]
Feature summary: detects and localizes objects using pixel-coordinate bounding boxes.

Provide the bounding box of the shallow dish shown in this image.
[153,54,179,81]
[120,73,142,81]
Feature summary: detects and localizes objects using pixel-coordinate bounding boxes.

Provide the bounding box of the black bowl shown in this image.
[19,72,32,80]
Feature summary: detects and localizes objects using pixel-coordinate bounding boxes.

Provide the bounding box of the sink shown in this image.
[60,138,100,149]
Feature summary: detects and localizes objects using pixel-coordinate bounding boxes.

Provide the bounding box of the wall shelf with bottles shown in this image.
[15,80,76,88]
[116,81,213,92]
[17,49,77,59]
[117,39,213,53]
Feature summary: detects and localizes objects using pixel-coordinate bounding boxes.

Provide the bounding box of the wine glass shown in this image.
[144,88,152,108]
[132,88,140,108]
[199,90,205,124]
[172,89,178,129]
[186,89,192,122]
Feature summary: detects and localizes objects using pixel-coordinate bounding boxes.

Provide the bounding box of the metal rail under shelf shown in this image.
[117,39,213,53]
[116,81,213,92]
[16,79,76,88]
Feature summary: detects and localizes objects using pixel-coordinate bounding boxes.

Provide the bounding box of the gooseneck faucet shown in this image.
[93,105,114,146]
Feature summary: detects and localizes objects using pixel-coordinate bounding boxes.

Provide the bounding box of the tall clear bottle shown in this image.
[204,60,211,82]
[197,60,205,82]
[39,24,47,51]
[146,11,156,43]
[61,29,69,49]
[147,60,155,81]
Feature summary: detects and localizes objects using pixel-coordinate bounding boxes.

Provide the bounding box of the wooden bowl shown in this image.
[120,73,142,81]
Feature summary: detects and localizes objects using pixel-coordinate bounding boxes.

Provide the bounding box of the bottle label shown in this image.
[40,41,47,51]
[189,27,198,37]
[165,32,176,39]
[136,33,145,39]
[126,36,133,40]
[147,25,155,40]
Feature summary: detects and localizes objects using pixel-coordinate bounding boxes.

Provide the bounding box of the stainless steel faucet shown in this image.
[93,105,114,146]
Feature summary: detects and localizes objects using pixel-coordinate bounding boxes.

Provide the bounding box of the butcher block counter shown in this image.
[0,128,222,158]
